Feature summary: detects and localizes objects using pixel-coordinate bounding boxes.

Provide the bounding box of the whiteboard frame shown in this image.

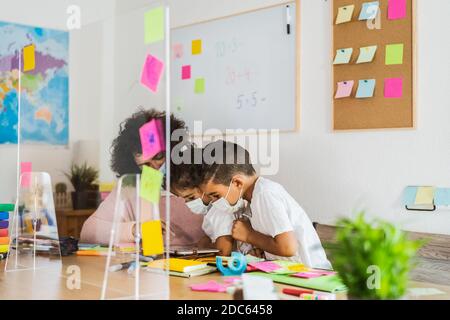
[331,0,417,133]
[171,0,301,135]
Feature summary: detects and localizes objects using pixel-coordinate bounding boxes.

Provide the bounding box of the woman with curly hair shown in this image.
[80,108,210,247]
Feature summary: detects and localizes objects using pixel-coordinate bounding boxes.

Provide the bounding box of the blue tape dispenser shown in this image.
[216,252,247,276]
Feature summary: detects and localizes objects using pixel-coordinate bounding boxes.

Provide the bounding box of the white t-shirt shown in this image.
[249,177,332,269]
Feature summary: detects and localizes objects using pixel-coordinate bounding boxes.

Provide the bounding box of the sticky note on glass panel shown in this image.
[194,78,205,94]
[415,187,435,205]
[434,188,450,206]
[333,48,353,65]
[384,78,403,98]
[336,5,354,24]
[144,6,164,44]
[140,165,163,204]
[140,54,164,93]
[335,80,354,99]
[385,43,404,65]
[182,65,191,80]
[388,0,407,20]
[139,119,165,161]
[20,162,32,187]
[356,79,376,98]
[359,1,379,20]
[142,220,164,256]
[173,43,183,59]
[23,44,35,72]
[356,45,377,64]
[192,39,202,55]
[403,186,418,206]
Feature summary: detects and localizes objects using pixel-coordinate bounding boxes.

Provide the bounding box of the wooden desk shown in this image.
[0,256,449,300]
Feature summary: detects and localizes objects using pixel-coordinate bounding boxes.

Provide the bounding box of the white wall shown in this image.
[159,0,449,235]
[0,0,112,203]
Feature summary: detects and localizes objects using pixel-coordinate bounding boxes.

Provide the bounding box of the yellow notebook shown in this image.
[148,258,208,273]
[0,244,9,253]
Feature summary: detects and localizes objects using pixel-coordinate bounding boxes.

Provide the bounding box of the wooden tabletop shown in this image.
[0,256,449,300]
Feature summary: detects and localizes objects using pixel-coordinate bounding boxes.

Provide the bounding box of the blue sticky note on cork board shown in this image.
[356,79,376,98]
[435,188,450,206]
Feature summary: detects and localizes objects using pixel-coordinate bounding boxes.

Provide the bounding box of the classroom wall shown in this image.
[0,0,112,202]
[153,0,449,235]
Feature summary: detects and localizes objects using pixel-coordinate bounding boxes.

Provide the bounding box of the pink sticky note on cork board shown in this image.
[139,119,166,160]
[182,65,191,80]
[20,162,32,187]
[140,54,164,93]
[384,78,403,98]
[173,43,184,59]
[388,0,406,20]
[335,80,354,99]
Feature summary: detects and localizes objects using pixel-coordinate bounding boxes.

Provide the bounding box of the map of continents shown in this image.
[0,21,69,145]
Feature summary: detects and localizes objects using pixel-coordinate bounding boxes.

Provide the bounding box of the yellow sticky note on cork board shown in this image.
[142,220,164,256]
[192,39,202,55]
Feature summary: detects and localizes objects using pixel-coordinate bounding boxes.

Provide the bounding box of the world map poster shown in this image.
[0,21,69,145]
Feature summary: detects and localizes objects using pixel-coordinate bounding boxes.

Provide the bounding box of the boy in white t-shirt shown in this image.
[200,140,332,269]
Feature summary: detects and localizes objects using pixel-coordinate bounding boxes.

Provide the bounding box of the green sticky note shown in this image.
[140,166,163,204]
[385,43,404,65]
[194,78,205,94]
[145,6,164,44]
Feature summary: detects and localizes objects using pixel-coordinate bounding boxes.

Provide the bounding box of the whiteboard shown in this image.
[171,2,298,132]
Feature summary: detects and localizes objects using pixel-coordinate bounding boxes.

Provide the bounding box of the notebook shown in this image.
[147,258,208,273]
[167,266,217,278]
[169,246,219,256]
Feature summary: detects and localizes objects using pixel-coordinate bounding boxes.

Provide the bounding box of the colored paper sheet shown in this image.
[333,48,353,65]
[173,43,183,59]
[434,188,450,206]
[140,165,163,204]
[194,78,205,94]
[356,79,376,98]
[182,65,191,80]
[192,39,202,55]
[23,44,35,72]
[385,44,404,65]
[139,119,165,160]
[335,5,355,24]
[403,186,418,206]
[20,162,32,188]
[291,272,324,279]
[0,237,9,245]
[0,229,8,237]
[142,220,164,256]
[0,221,9,229]
[0,212,8,220]
[190,281,228,293]
[388,0,407,20]
[141,54,164,93]
[0,204,14,212]
[384,78,403,98]
[356,45,378,64]
[415,186,435,205]
[359,1,380,20]
[248,261,282,273]
[335,80,354,99]
[144,6,164,44]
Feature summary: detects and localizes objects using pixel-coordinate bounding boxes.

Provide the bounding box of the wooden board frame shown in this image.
[171,0,301,135]
[332,0,416,132]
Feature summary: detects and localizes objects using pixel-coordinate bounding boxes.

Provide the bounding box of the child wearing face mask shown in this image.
[200,140,332,269]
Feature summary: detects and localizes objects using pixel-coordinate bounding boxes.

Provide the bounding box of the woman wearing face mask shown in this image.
[170,146,236,256]
[80,109,208,247]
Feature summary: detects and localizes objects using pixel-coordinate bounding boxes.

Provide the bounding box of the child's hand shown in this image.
[232,219,253,243]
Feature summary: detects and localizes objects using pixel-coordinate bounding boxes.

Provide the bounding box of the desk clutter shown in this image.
[0,204,14,260]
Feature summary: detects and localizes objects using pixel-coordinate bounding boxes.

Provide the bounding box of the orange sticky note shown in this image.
[192,39,202,55]
[23,45,35,72]
[142,220,164,256]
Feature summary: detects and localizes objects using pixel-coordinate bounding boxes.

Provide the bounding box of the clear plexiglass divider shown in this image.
[100,174,169,300]
[5,172,62,272]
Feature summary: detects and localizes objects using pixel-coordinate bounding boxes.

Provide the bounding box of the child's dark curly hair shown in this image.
[110,108,187,177]
[170,145,204,193]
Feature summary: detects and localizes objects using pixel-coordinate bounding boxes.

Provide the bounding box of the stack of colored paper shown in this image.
[76,244,112,256]
[0,204,14,259]
[247,260,309,275]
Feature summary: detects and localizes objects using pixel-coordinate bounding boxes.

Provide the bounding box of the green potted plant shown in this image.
[328,212,424,300]
[64,163,100,210]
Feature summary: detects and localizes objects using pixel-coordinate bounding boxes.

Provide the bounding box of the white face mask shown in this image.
[159,162,166,176]
[186,198,209,215]
[211,181,245,215]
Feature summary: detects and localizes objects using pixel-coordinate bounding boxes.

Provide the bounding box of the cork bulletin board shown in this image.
[333,0,415,130]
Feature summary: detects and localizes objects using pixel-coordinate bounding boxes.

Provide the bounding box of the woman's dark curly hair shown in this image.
[110,108,187,177]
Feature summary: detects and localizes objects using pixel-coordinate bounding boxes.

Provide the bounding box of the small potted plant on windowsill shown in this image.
[64,163,100,210]
[327,212,424,300]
